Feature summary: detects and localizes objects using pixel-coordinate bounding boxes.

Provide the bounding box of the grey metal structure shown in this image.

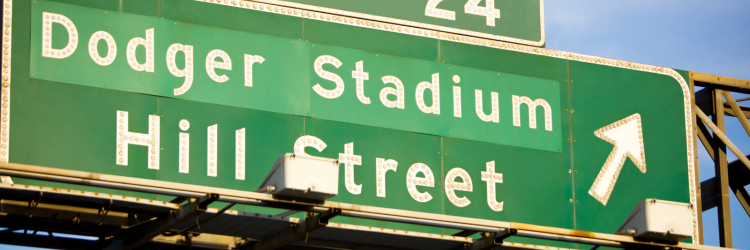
[0,162,737,250]
[691,72,750,248]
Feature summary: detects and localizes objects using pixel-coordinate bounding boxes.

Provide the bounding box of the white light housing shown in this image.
[259,153,339,201]
[616,199,694,242]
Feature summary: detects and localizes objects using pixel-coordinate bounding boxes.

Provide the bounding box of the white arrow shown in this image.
[588,113,646,205]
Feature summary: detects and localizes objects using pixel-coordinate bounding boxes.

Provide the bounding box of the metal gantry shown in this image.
[0,161,737,250]
[691,72,750,248]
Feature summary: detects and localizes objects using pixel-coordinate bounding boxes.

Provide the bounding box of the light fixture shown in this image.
[616,199,693,242]
[258,153,339,201]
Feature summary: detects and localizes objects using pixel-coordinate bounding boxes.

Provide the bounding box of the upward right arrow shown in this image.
[588,113,646,205]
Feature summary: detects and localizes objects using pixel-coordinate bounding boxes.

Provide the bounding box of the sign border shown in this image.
[1,0,13,168]
[1,0,698,242]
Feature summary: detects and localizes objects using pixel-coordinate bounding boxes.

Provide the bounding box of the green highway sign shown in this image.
[3,0,698,246]
[219,0,546,47]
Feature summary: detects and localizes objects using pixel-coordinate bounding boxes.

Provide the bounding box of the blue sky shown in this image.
[545,0,750,248]
[4,1,749,249]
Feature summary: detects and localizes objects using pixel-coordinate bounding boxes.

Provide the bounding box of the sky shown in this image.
[545,0,750,248]
[3,1,750,249]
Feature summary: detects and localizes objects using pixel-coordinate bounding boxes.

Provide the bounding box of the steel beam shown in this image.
[103,193,219,250]
[735,188,750,217]
[696,108,750,171]
[169,196,190,204]
[712,89,732,248]
[452,230,479,237]
[694,84,750,118]
[0,231,102,250]
[0,230,239,250]
[0,199,128,226]
[723,92,750,137]
[274,210,300,218]
[696,105,750,241]
[469,229,516,250]
[246,208,341,250]
[692,72,750,94]
[0,214,120,238]
[690,78,704,244]
[0,184,178,217]
[281,237,416,250]
[696,119,715,160]
[0,163,734,250]
[515,230,622,248]
[727,155,750,218]
[701,155,750,212]
[731,184,750,219]
[723,104,750,118]
[150,233,240,250]
[695,88,714,117]
[168,202,235,236]
[726,156,750,186]
[701,178,718,212]
[340,210,503,233]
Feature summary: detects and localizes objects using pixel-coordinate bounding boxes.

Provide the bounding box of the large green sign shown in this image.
[3,0,698,245]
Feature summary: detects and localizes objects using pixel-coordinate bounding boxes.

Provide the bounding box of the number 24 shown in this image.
[425,0,501,26]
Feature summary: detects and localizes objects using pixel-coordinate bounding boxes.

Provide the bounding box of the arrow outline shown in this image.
[588,113,646,205]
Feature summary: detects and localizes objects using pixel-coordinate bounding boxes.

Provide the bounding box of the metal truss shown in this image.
[240,209,341,250]
[691,72,750,248]
[0,162,734,250]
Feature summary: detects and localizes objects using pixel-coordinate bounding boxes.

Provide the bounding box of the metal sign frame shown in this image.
[691,72,750,247]
[0,162,728,250]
